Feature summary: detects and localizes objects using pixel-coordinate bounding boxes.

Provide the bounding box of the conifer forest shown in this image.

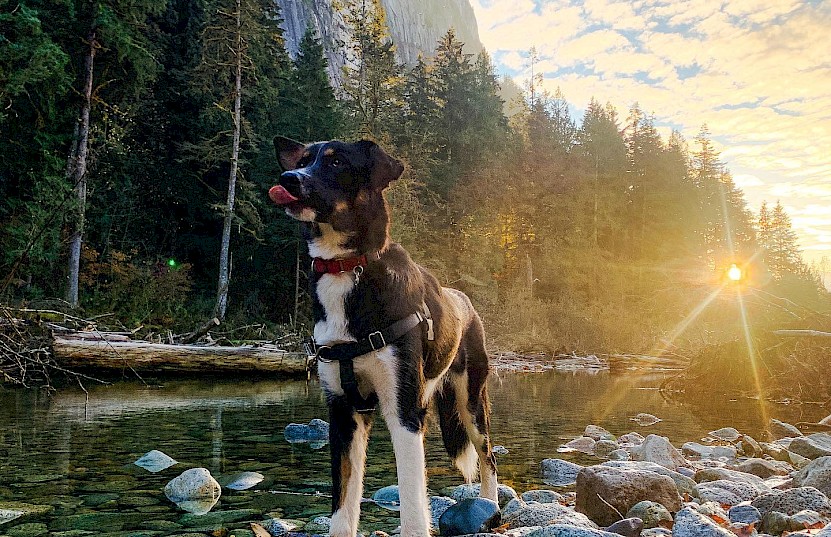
[2,0,829,361]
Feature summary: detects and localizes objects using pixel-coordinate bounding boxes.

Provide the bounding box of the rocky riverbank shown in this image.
[6,414,830,537]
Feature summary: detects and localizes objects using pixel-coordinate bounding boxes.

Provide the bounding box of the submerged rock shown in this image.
[559,437,597,455]
[134,450,178,473]
[631,414,662,427]
[438,498,500,536]
[575,465,681,527]
[223,471,265,491]
[542,459,584,487]
[284,419,329,444]
[372,485,401,511]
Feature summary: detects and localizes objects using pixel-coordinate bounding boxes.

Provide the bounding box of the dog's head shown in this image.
[269,136,404,226]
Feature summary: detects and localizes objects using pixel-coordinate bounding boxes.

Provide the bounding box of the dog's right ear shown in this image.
[274,136,306,171]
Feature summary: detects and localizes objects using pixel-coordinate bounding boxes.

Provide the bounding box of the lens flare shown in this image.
[727,264,742,281]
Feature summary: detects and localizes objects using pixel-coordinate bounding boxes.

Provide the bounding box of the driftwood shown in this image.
[773,329,831,338]
[52,337,309,374]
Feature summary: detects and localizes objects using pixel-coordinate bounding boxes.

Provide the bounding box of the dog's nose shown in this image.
[279,171,304,197]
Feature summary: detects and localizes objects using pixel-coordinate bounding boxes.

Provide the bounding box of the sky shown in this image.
[470,0,831,266]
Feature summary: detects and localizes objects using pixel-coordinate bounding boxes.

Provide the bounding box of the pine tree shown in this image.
[767,201,803,279]
[339,0,401,139]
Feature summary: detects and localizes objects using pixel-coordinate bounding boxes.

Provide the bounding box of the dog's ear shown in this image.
[274,136,306,171]
[358,140,404,190]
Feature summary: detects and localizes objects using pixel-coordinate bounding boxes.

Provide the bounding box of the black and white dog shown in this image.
[269,137,497,537]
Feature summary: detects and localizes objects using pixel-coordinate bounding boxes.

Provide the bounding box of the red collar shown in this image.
[312,252,381,274]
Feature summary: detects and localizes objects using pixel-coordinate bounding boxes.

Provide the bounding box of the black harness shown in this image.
[308,308,434,413]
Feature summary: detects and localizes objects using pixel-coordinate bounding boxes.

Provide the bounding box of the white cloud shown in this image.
[472,0,831,261]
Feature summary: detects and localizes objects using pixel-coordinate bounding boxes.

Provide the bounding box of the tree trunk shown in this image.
[214,0,243,321]
[66,29,97,309]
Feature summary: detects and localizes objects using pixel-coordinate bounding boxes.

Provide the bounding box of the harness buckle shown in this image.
[368,331,386,350]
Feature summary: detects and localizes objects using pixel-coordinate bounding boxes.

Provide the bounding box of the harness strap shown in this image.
[316,311,428,413]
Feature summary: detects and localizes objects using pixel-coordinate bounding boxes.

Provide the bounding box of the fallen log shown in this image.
[52,337,309,375]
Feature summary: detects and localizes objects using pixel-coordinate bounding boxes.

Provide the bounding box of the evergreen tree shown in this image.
[339,0,401,139]
[766,201,804,279]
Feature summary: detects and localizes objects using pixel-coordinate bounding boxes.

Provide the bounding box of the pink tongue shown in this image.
[269,185,299,205]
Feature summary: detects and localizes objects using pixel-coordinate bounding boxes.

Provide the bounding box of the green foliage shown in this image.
[0,0,827,353]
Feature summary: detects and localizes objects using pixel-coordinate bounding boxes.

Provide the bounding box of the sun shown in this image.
[727,263,742,282]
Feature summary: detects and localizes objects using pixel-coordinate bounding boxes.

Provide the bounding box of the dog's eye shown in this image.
[331,158,343,168]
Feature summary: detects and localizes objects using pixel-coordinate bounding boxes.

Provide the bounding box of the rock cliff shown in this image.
[277,0,483,82]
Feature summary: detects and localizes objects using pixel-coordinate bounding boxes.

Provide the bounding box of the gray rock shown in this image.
[560,437,598,455]
[575,465,681,527]
[791,451,813,469]
[696,480,762,505]
[682,443,738,461]
[769,419,802,440]
[439,498,501,536]
[789,509,828,530]
[134,450,178,473]
[626,501,673,529]
[284,419,329,444]
[586,425,616,441]
[619,433,646,446]
[526,525,622,537]
[761,510,790,534]
[739,436,764,458]
[708,428,742,442]
[542,459,584,487]
[430,496,456,529]
[260,518,299,537]
[521,490,564,504]
[451,483,517,508]
[794,457,831,496]
[671,507,734,537]
[631,435,687,470]
[727,522,758,537]
[761,443,792,463]
[642,529,672,537]
[605,518,643,537]
[732,459,790,479]
[603,461,697,497]
[502,499,598,530]
[728,505,762,525]
[304,515,331,533]
[164,468,221,514]
[692,501,729,522]
[752,487,831,517]
[695,468,771,491]
[790,435,831,461]
[594,440,621,460]
[609,449,631,461]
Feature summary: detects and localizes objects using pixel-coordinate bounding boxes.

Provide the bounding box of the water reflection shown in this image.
[0,370,827,532]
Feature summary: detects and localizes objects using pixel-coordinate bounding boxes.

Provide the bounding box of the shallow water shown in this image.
[0,369,827,535]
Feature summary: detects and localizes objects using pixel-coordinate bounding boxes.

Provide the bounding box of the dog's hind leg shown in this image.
[329,396,373,537]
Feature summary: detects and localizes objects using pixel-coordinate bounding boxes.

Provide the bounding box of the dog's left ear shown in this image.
[359,140,404,190]
[274,136,306,171]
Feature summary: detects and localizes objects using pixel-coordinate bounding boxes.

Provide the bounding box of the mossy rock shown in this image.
[0,502,54,524]
[138,520,183,531]
[50,512,146,531]
[6,523,48,537]
[179,509,261,528]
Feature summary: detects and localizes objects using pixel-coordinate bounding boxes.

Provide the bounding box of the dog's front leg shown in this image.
[329,395,372,537]
[375,350,431,537]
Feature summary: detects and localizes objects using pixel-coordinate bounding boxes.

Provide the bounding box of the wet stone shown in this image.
[439,498,501,536]
[228,530,255,537]
[260,518,299,536]
[179,509,261,527]
[51,512,147,532]
[50,531,94,537]
[139,520,183,531]
[119,495,160,507]
[6,522,48,537]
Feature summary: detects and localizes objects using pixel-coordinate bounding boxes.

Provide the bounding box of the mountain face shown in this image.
[277,0,483,82]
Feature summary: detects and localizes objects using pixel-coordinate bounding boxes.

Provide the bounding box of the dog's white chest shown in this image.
[314,272,357,345]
